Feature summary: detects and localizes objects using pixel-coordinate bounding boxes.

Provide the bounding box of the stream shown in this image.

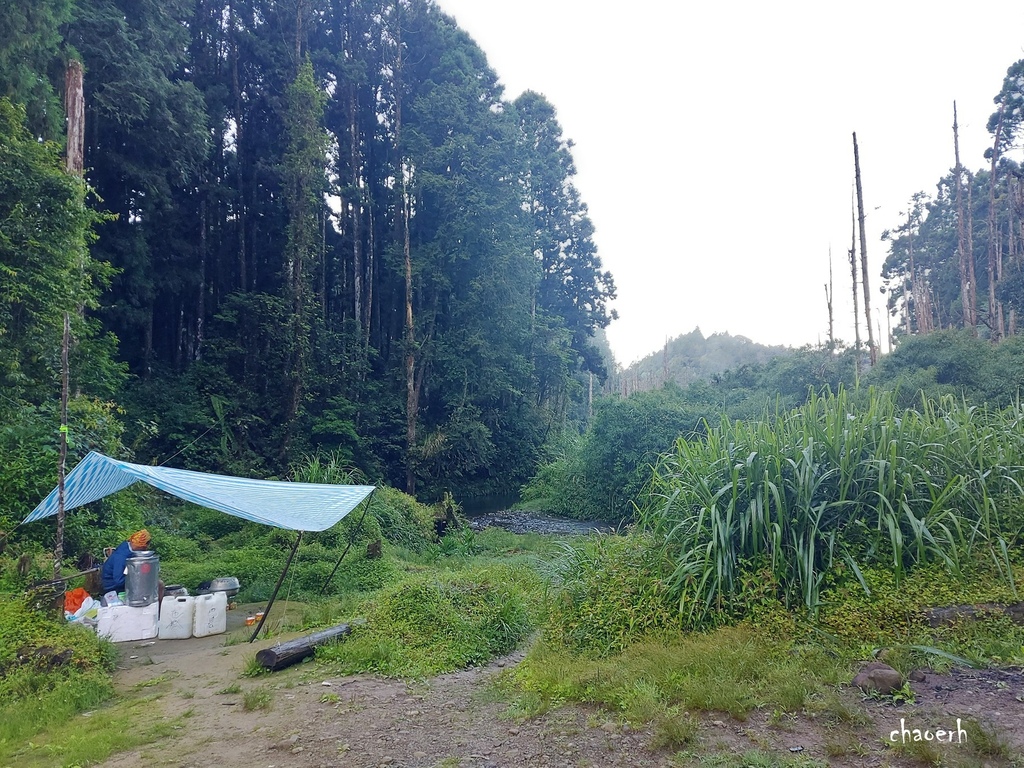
[461,495,616,536]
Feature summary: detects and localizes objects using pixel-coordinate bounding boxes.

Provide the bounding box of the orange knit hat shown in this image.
[129,529,151,549]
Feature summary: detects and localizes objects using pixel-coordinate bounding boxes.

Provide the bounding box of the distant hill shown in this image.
[606,328,791,395]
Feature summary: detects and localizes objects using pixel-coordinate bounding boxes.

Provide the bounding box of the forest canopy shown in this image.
[0,0,617,507]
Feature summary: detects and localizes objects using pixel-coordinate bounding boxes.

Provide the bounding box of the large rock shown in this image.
[852,661,903,695]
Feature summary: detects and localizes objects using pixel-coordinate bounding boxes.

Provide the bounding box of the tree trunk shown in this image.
[230,0,247,291]
[64,60,84,176]
[352,83,363,337]
[967,172,978,329]
[393,8,417,495]
[853,133,876,364]
[849,191,862,373]
[988,102,1006,340]
[953,103,976,331]
[825,247,835,348]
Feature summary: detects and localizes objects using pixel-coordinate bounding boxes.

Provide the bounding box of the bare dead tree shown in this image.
[953,102,977,331]
[988,102,1006,340]
[849,189,862,375]
[853,133,876,364]
[825,247,835,348]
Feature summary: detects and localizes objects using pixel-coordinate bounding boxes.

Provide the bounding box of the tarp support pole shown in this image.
[318,491,375,596]
[249,530,302,643]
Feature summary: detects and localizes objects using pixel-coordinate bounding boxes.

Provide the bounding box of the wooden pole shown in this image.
[54,313,70,579]
[249,530,302,643]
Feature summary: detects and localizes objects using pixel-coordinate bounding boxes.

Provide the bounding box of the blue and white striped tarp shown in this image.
[23,451,375,532]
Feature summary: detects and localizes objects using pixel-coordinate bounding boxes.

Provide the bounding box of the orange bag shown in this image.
[64,586,91,614]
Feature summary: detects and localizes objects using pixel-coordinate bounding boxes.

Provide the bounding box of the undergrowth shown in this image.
[317,563,543,677]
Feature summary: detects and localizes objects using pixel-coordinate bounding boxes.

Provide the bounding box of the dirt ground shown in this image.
[97,604,1024,768]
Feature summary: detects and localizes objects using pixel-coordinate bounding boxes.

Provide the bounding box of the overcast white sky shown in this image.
[436,0,1024,366]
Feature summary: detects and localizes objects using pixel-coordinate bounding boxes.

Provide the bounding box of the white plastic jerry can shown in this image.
[158,595,194,639]
[192,591,228,637]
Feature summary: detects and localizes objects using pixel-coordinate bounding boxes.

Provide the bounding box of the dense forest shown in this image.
[0,0,618,529]
[3,0,1024,535]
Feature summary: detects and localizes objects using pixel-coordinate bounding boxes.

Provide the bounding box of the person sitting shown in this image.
[100,529,152,595]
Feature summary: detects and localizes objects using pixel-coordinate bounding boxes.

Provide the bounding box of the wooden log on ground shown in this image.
[925,602,1024,628]
[255,623,351,671]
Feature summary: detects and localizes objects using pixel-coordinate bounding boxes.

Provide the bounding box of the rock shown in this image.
[909,668,928,682]
[853,662,903,695]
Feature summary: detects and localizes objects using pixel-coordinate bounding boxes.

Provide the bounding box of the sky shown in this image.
[434,0,1024,367]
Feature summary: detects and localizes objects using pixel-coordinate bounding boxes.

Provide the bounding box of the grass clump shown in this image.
[318,564,540,677]
[242,685,273,711]
[0,594,117,749]
[506,624,844,724]
[640,386,1024,626]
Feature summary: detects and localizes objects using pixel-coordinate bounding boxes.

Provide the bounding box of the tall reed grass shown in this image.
[639,387,1024,626]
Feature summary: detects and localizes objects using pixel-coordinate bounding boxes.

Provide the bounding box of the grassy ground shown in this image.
[3,518,1023,767]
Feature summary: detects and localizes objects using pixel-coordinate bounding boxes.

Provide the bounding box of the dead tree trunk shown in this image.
[64,60,84,176]
[853,133,876,364]
[849,191,862,374]
[953,102,976,331]
[988,102,1006,340]
[825,247,835,348]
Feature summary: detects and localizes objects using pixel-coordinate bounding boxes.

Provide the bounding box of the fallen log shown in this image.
[925,602,1024,628]
[255,623,351,671]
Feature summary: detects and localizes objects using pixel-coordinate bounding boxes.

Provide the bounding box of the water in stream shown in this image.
[461,495,616,536]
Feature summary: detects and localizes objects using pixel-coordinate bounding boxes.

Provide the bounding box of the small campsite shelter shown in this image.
[24,451,375,640]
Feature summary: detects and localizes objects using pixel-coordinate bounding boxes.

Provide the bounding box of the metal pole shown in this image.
[249,530,302,643]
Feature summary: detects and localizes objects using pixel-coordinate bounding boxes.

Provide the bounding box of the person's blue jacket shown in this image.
[100,540,135,592]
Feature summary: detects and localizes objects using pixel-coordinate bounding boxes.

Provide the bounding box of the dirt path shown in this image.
[98,606,1024,768]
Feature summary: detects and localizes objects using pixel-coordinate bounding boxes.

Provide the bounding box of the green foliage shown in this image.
[542,535,684,655]
[506,624,844,723]
[867,330,1024,408]
[0,594,116,746]
[641,387,1024,626]
[318,565,540,676]
[523,385,713,521]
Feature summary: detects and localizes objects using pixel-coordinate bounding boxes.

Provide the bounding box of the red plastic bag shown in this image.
[64,587,91,614]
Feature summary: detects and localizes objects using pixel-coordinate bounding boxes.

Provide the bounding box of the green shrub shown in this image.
[318,564,540,676]
[542,534,684,655]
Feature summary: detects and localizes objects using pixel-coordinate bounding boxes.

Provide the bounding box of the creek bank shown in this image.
[467,509,616,536]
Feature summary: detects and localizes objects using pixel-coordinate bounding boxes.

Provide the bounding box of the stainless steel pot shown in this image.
[207,576,240,597]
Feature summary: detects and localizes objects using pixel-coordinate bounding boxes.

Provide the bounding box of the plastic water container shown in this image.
[159,595,194,639]
[192,591,227,637]
[126,552,160,607]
